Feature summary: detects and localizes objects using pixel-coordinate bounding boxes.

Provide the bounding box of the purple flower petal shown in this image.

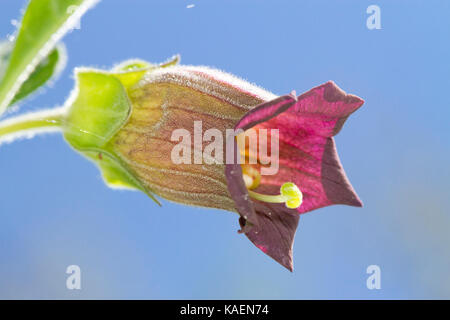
[225,81,364,271]
[225,95,297,230]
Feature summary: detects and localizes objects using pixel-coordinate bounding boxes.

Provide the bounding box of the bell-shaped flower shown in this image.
[0,57,363,270]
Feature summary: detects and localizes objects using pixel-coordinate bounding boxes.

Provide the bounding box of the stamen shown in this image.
[247,182,303,209]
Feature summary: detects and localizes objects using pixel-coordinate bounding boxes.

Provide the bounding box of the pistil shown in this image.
[247,182,303,209]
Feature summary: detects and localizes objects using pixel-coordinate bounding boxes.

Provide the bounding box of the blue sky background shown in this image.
[0,0,449,299]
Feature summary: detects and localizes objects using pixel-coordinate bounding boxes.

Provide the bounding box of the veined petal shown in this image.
[239,203,299,271]
[111,66,273,212]
[257,81,364,211]
[225,95,297,228]
[225,81,364,270]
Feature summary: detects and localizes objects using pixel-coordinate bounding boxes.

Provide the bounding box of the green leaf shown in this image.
[0,42,12,81]
[0,0,99,116]
[10,44,67,106]
[0,41,67,107]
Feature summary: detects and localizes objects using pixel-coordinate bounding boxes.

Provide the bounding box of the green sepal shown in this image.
[83,149,161,205]
[112,55,180,91]
[84,149,141,190]
[64,70,131,150]
[63,66,162,204]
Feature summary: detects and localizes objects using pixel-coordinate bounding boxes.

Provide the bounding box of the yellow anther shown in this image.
[280,182,303,209]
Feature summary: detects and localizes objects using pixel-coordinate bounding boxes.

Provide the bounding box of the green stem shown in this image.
[0,107,66,144]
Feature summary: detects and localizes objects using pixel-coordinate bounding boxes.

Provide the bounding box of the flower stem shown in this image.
[0,107,66,145]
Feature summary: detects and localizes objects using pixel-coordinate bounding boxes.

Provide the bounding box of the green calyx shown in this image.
[64,55,181,150]
[61,56,179,203]
[0,55,179,203]
[62,69,141,194]
[63,70,132,150]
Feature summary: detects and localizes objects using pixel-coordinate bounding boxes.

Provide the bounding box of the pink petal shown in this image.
[225,81,364,270]
[256,81,364,212]
[238,203,299,271]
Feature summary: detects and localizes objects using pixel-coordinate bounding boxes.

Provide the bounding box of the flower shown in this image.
[109,64,364,270]
[109,65,276,212]
[0,57,364,270]
[225,82,364,270]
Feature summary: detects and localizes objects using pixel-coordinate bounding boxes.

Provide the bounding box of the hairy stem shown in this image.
[0,107,66,145]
